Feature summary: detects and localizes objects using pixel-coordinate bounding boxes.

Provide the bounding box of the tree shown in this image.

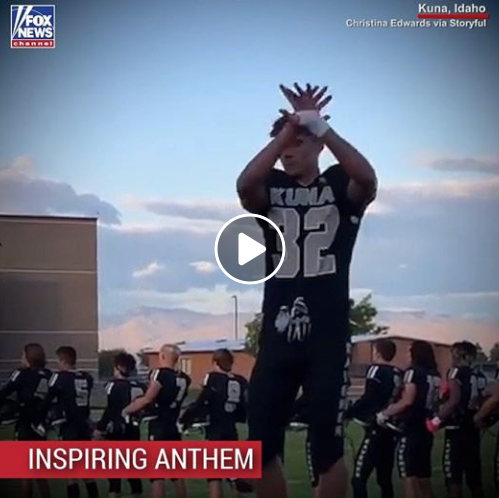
[244,312,263,357]
[349,294,389,336]
[98,349,125,379]
[475,343,488,364]
[244,295,387,355]
[490,343,499,363]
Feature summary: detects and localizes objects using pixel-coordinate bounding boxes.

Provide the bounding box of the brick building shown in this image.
[0,215,99,380]
[141,334,453,388]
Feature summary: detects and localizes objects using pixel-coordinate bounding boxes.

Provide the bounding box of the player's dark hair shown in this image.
[451,341,477,365]
[213,349,234,372]
[460,341,477,360]
[113,352,137,378]
[56,346,77,367]
[270,115,312,138]
[24,343,46,368]
[410,340,438,371]
[374,339,396,362]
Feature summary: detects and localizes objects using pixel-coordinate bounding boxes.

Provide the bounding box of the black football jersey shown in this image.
[97,378,147,432]
[0,367,52,422]
[46,370,94,424]
[195,371,248,429]
[348,364,402,421]
[260,166,361,345]
[150,368,191,425]
[448,366,487,419]
[401,367,441,431]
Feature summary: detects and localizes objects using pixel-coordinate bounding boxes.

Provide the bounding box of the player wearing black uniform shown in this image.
[124,344,191,498]
[94,352,145,498]
[428,342,486,498]
[474,364,499,493]
[346,339,402,498]
[0,343,51,498]
[379,340,441,498]
[237,83,376,498]
[180,348,249,498]
[42,346,98,498]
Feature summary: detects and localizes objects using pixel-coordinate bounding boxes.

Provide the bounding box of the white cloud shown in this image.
[0,157,121,225]
[110,217,223,235]
[420,154,499,175]
[190,261,217,274]
[132,261,165,279]
[128,197,243,221]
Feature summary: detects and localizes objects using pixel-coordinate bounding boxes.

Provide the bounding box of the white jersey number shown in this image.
[75,379,90,407]
[269,205,340,279]
[225,380,241,413]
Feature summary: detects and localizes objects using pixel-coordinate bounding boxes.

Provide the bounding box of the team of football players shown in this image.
[1,340,498,498]
[0,343,249,498]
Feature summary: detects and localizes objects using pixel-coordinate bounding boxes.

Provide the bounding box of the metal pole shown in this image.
[232,295,238,340]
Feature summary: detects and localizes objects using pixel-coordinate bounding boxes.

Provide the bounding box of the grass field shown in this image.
[0,420,497,498]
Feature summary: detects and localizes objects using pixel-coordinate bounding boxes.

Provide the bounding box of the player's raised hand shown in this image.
[279,83,332,113]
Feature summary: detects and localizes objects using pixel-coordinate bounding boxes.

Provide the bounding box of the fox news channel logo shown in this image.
[11,5,55,49]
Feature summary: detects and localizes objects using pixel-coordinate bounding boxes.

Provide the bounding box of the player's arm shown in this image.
[180,374,212,426]
[346,375,382,419]
[381,383,416,418]
[0,370,21,402]
[235,378,249,423]
[237,123,296,213]
[123,374,160,416]
[474,381,499,427]
[279,83,377,207]
[96,382,119,432]
[438,373,461,420]
[321,128,377,208]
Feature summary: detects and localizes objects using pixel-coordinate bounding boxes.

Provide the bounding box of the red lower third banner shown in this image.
[0,441,262,479]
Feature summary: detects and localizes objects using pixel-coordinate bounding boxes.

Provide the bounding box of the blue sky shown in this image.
[1,0,498,348]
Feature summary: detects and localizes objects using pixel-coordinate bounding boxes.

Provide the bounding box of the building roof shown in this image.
[0,213,97,222]
[141,333,454,355]
[142,338,247,354]
[352,332,453,348]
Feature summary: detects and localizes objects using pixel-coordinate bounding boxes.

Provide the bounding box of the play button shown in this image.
[214,214,286,284]
[238,233,266,266]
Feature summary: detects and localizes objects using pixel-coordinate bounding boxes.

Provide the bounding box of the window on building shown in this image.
[179,357,192,375]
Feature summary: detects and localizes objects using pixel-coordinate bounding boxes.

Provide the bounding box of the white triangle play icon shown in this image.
[238,232,266,266]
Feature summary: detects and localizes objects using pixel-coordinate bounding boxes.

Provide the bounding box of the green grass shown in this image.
[0,421,496,498]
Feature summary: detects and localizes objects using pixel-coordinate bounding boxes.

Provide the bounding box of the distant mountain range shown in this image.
[99,306,499,355]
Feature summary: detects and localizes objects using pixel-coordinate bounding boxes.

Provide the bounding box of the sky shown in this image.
[1,0,498,351]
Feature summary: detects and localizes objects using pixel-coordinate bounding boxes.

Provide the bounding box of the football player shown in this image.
[346,339,402,498]
[180,348,249,498]
[427,342,486,498]
[41,346,97,498]
[123,344,191,498]
[378,340,441,498]
[0,343,52,498]
[474,363,499,493]
[95,352,146,498]
[237,83,376,498]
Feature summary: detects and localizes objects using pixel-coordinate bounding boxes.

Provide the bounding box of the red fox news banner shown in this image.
[0,441,261,479]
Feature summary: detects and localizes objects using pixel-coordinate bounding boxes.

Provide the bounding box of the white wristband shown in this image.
[296,110,330,137]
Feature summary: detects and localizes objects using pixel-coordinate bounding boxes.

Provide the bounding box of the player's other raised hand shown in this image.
[279,83,331,121]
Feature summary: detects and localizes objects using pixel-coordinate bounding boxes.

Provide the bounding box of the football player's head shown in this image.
[270,116,324,180]
[373,339,397,364]
[113,352,137,378]
[410,340,438,372]
[159,344,181,368]
[22,343,47,368]
[212,348,234,373]
[56,346,77,369]
[451,341,476,367]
